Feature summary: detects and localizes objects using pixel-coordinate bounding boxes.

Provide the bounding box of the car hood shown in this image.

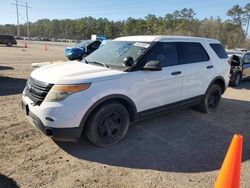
[30,62,125,84]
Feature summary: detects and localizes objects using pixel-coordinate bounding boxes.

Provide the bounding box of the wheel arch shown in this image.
[207,76,226,94]
[79,94,137,129]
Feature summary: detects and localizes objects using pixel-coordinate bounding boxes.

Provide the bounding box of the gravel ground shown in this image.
[0,41,250,188]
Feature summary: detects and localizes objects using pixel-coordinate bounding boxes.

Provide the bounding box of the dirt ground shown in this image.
[0,40,250,188]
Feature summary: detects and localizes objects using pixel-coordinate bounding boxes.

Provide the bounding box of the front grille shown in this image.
[24,77,53,105]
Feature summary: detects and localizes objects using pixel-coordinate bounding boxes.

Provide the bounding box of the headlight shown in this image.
[44,83,91,102]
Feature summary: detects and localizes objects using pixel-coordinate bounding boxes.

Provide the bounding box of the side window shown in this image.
[143,42,178,67]
[90,41,101,49]
[178,42,209,64]
[210,43,228,59]
[243,54,250,64]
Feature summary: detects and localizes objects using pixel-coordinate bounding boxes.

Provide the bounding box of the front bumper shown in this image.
[25,109,82,142]
[21,91,93,141]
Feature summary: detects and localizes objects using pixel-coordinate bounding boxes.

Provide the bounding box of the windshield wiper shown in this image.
[88,61,110,68]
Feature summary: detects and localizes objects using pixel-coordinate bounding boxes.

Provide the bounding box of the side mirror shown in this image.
[143,61,162,71]
[123,57,134,67]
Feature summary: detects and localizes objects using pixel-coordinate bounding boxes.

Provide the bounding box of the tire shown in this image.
[85,102,130,147]
[68,57,74,61]
[6,41,13,47]
[198,84,222,113]
[230,73,241,87]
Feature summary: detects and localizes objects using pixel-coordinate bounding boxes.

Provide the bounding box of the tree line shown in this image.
[0,4,250,49]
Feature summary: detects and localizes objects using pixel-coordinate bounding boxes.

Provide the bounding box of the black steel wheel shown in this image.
[207,89,220,110]
[199,84,222,113]
[85,102,129,147]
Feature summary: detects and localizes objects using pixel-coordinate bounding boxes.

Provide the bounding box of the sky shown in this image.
[0,0,249,25]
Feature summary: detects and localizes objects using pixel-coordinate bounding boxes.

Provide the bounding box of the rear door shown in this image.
[178,41,213,100]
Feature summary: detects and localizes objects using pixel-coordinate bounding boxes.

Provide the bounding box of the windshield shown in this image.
[84,41,152,69]
[75,40,92,48]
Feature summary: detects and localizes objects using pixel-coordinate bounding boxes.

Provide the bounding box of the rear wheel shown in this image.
[85,102,130,147]
[198,84,222,113]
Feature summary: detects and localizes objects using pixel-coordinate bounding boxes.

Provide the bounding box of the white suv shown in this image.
[22,36,230,147]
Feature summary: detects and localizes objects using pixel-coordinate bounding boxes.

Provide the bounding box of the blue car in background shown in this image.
[64,40,103,61]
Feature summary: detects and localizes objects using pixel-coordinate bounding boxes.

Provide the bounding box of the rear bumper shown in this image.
[28,110,82,142]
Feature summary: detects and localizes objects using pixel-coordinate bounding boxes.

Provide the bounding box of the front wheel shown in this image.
[85,102,130,147]
[230,73,241,87]
[198,84,222,113]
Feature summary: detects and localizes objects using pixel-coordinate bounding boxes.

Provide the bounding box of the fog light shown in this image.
[45,129,53,137]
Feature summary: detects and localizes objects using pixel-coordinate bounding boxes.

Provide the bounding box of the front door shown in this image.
[129,42,183,112]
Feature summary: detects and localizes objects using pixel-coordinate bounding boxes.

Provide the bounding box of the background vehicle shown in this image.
[64,40,100,61]
[227,50,250,86]
[0,34,17,46]
[22,36,230,147]
[64,35,106,61]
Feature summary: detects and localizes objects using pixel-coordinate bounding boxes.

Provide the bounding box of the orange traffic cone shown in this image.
[45,44,48,51]
[24,42,28,48]
[214,134,243,188]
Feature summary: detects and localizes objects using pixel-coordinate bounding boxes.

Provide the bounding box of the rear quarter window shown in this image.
[210,43,228,59]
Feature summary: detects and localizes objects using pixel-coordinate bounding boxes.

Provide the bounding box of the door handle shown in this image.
[171,71,182,76]
[206,65,214,69]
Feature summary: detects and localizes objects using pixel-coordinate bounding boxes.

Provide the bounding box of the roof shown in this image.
[234,48,248,52]
[226,50,249,56]
[114,35,219,43]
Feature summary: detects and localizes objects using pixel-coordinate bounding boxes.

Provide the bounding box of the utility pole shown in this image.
[26,2,29,39]
[246,14,250,36]
[15,0,20,37]
[12,1,31,39]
